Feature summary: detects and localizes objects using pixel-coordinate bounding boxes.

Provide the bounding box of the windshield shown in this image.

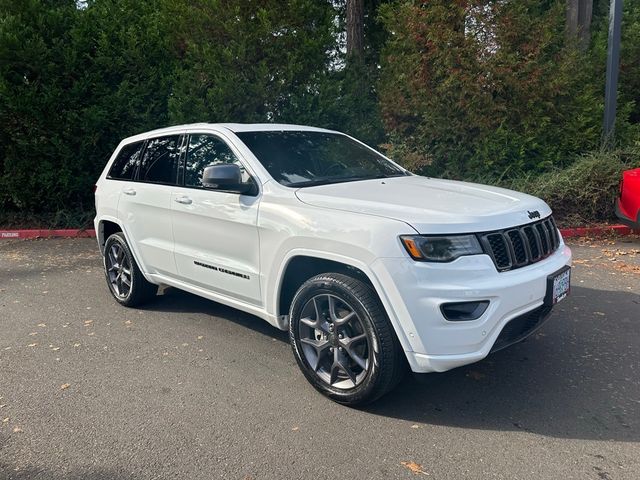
[235,131,407,187]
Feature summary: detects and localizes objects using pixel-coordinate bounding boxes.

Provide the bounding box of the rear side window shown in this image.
[138,135,182,185]
[107,141,144,180]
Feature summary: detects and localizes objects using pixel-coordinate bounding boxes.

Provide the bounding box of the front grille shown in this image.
[480,216,560,272]
[490,305,552,353]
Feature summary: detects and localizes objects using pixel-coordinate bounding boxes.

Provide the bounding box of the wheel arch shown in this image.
[96,217,153,281]
[97,218,123,254]
[273,251,413,356]
[276,255,374,321]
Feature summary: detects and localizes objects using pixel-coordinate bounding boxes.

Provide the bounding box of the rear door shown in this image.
[100,140,145,226]
[171,132,262,305]
[118,134,184,276]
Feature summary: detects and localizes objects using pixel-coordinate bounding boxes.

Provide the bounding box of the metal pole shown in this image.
[603,0,623,144]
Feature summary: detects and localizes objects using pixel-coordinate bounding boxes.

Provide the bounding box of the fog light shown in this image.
[440,301,489,321]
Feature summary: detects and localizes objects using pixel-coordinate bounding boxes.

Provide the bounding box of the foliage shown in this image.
[378,0,638,179]
[0,0,639,227]
[167,0,336,124]
[0,0,175,214]
[501,147,639,226]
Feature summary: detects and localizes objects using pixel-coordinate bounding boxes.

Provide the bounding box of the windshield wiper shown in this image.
[288,174,398,188]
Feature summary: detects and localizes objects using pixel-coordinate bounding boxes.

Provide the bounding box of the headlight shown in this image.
[400,234,483,262]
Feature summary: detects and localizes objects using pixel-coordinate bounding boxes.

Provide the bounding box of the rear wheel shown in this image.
[103,232,157,307]
[289,273,405,405]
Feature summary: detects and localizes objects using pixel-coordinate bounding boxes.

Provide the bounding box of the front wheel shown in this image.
[289,273,405,405]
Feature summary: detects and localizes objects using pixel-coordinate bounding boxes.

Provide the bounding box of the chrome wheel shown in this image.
[298,294,371,390]
[105,242,132,299]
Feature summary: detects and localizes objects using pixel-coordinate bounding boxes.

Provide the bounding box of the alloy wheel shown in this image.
[105,242,132,299]
[298,294,371,389]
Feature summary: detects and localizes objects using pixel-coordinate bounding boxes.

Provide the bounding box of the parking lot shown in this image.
[1,236,639,479]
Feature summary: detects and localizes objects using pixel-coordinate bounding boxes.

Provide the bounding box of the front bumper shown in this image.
[371,242,572,373]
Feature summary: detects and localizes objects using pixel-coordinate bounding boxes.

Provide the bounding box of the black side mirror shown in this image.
[201,164,256,195]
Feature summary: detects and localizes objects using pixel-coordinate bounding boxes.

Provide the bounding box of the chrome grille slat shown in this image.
[480,216,560,272]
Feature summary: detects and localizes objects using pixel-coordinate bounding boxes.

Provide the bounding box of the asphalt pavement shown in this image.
[1,236,639,479]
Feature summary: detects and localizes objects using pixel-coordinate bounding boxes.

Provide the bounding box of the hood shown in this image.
[295,175,551,234]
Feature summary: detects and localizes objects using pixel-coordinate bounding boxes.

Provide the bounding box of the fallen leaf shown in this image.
[12,426,22,433]
[60,384,70,390]
[37,323,46,328]
[87,332,95,336]
[197,336,203,340]
[27,343,38,347]
[73,343,81,348]
[291,426,299,431]
[401,461,429,475]
[28,332,38,336]
[124,320,131,325]
[2,418,8,423]
[51,347,60,351]
[410,424,420,429]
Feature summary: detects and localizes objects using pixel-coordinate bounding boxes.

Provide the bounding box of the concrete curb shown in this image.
[1,225,639,240]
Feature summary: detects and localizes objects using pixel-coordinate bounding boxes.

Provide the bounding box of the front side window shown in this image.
[108,141,144,180]
[138,135,182,185]
[235,131,407,187]
[184,134,250,188]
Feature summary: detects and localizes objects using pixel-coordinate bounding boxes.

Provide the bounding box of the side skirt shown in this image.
[147,273,284,330]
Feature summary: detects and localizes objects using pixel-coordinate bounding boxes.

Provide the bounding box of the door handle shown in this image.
[174,195,193,205]
[122,187,136,196]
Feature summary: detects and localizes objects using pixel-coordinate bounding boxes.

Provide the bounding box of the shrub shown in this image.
[500,148,639,226]
[378,0,637,179]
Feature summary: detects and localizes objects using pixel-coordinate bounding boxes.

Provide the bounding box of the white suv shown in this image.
[94,123,572,404]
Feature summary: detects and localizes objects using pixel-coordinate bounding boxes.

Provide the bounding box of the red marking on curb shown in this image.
[559,225,639,238]
[1,226,637,240]
[0,229,96,239]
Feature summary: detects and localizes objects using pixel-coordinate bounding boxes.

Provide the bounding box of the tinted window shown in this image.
[138,135,182,185]
[235,131,406,187]
[185,134,250,188]
[108,141,144,180]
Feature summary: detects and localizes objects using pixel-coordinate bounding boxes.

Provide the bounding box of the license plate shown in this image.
[545,266,571,306]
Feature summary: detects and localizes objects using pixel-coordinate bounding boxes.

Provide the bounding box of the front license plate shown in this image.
[544,266,571,306]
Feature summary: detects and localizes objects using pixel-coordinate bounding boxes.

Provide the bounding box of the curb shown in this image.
[559,224,639,238]
[0,229,96,240]
[0,225,638,241]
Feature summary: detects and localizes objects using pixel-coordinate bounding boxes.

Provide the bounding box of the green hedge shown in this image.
[1,0,639,228]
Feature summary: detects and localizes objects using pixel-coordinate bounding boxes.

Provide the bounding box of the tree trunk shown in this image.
[566,0,593,50]
[578,0,593,50]
[566,0,579,40]
[346,0,364,59]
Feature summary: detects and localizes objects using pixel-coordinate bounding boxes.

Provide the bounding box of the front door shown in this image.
[171,132,262,306]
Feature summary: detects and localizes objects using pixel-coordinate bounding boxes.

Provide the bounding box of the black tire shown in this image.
[103,232,157,307]
[289,273,406,405]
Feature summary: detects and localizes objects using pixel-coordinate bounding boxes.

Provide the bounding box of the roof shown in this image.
[145,122,335,135]
[119,123,339,147]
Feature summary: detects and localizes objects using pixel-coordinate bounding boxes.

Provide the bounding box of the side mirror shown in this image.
[201,164,256,195]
